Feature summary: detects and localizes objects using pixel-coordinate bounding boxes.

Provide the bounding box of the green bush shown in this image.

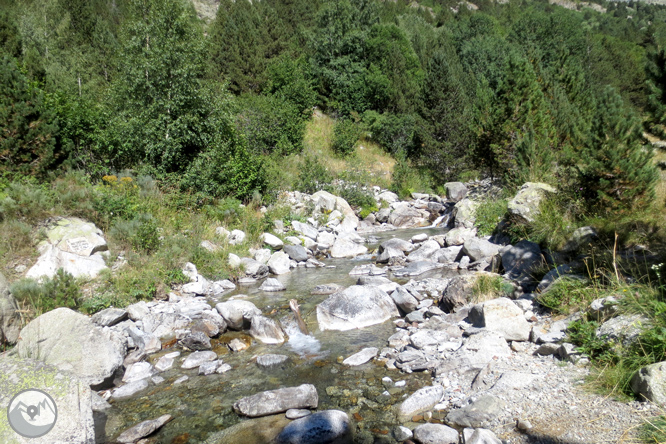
[390,158,431,200]
[567,319,616,362]
[11,269,81,317]
[332,119,360,156]
[536,277,596,314]
[296,156,332,194]
[475,198,508,236]
[472,274,513,301]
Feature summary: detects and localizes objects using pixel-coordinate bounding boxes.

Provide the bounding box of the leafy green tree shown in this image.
[577,87,657,214]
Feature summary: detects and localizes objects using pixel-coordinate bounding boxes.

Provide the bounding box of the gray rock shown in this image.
[463,428,502,444]
[389,202,429,228]
[462,238,500,262]
[254,248,272,264]
[587,296,619,322]
[0,272,20,344]
[342,347,378,366]
[17,308,125,388]
[268,251,291,275]
[286,409,312,419]
[393,426,413,442]
[535,343,560,356]
[501,240,543,279]
[122,361,154,383]
[453,199,479,229]
[434,331,511,375]
[445,182,468,202]
[439,275,476,312]
[127,326,162,354]
[376,246,405,264]
[229,338,249,352]
[471,298,531,342]
[535,264,575,293]
[378,191,399,204]
[112,379,149,400]
[199,360,221,375]
[261,232,284,250]
[507,182,557,224]
[390,286,419,313]
[349,264,386,276]
[413,423,459,444]
[410,329,450,350]
[562,226,598,253]
[445,227,477,246]
[180,331,212,350]
[233,384,318,417]
[0,354,95,444]
[182,351,218,369]
[275,410,352,444]
[116,414,172,443]
[317,231,336,249]
[392,261,442,277]
[284,244,309,262]
[376,207,391,223]
[311,284,345,295]
[330,238,368,258]
[434,245,463,264]
[292,221,319,241]
[446,395,506,428]
[242,258,270,278]
[596,314,646,347]
[631,361,666,404]
[26,217,109,280]
[397,385,444,421]
[407,239,441,262]
[92,308,128,327]
[259,278,287,292]
[154,355,175,372]
[316,285,399,331]
[379,238,415,253]
[249,315,285,344]
[411,233,429,243]
[257,354,289,367]
[229,229,246,245]
[216,300,262,330]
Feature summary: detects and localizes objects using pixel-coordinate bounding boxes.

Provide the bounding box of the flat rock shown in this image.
[182,351,217,369]
[112,379,149,400]
[249,315,285,344]
[17,307,125,388]
[257,354,289,367]
[342,347,378,366]
[116,414,172,443]
[445,395,506,428]
[413,423,459,444]
[259,278,286,292]
[392,261,441,277]
[275,410,352,444]
[311,284,344,295]
[471,298,531,342]
[233,384,318,417]
[445,227,477,246]
[316,285,399,331]
[397,385,444,421]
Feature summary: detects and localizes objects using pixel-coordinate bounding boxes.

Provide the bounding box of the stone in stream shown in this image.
[257,354,289,367]
[215,300,262,330]
[115,414,172,443]
[379,238,415,253]
[180,331,212,350]
[199,360,221,375]
[154,355,175,372]
[249,315,285,344]
[259,278,286,292]
[229,338,249,352]
[330,238,368,258]
[348,264,386,276]
[233,384,318,417]
[268,251,291,275]
[286,409,311,419]
[316,285,399,331]
[376,246,404,264]
[392,261,441,277]
[17,307,125,388]
[283,244,309,262]
[91,307,128,327]
[311,283,344,295]
[181,351,218,369]
[204,414,292,444]
[342,347,378,366]
[122,361,154,383]
[112,379,149,400]
[407,240,441,262]
[412,423,459,444]
[274,410,352,444]
[397,385,444,421]
[0,355,96,444]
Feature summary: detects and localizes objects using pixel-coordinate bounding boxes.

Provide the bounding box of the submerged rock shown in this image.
[233,384,318,417]
[413,423,459,444]
[275,410,352,444]
[116,414,172,443]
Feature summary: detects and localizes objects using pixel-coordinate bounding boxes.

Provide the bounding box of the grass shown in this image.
[471,273,513,302]
[475,198,508,236]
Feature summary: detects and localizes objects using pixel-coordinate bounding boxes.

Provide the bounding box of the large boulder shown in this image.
[330,238,368,259]
[268,251,291,275]
[26,217,108,280]
[275,410,352,444]
[389,202,429,228]
[631,361,666,404]
[439,275,476,312]
[215,301,262,330]
[501,240,543,279]
[397,385,444,421]
[233,384,318,417]
[445,182,468,203]
[17,308,125,388]
[462,238,500,262]
[507,182,556,224]
[283,245,309,262]
[407,240,441,263]
[317,286,399,331]
[453,199,479,229]
[0,272,20,344]
[469,298,531,341]
[0,355,95,444]
[445,227,477,247]
[249,316,285,344]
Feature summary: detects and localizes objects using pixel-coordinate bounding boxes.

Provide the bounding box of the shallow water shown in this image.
[103,227,458,443]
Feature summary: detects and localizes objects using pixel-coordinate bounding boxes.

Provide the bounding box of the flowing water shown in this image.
[103,227,461,443]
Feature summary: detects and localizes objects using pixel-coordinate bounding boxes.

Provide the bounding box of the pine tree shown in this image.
[578,87,658,214]
[645,46,666,138]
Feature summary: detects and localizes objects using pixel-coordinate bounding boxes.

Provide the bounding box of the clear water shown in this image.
[103,227,459,443]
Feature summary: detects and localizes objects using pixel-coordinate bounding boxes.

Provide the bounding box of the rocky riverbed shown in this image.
[0,181,656,444]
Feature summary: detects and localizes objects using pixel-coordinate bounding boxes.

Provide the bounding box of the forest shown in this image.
[1,0,666,216]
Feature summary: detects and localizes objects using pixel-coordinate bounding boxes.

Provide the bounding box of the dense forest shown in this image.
[2,0,666,216]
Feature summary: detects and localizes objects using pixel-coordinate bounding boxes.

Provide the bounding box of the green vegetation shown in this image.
[472,274,513,302]
[11,270,82,318]
[474,198,508,237]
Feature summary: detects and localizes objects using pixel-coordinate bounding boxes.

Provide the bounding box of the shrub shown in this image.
[475,198,508,236]
[536,277,596,314]
[332,119,360,156]
[10,269,81,318]
[297,156,332,194]
[472,274,513,301]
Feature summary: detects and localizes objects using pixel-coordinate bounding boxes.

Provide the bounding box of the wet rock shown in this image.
[631,361,666,404]
[17,307,125,388]
[122,362,154,383]
[199,360,221,375]
[470,298,531,342]
[216,300,262,330]
[312,284,344,295]
[397,385,444,421]
[275,410,352,444]
[259,278,286,292]
[174,375,189,384]
[92,308,128,327]
[507,182,556,224]
[393,261,441,277]
[376,246,405,264]
[445,182,468,202]
[317,285,399,331]
[116,414,172,443]
[349,264,386,276]
[229,338,249,352]
[180,331,212,350]
[205,414,291,444]
[380,238,415,253]
[445,395,506,428]
[413,423,459,444]
[342,347,378,366]
[393,426,413,441]
[286,409,311,419]
[181,351,217,369]
[284,244,309,262]
[249,315,285,344]
[112,379,149,400]
[261,233,284,250]
[233,384,318,417]
[257,354,289,367]
[462,238,500,262]
[154,354,176,372]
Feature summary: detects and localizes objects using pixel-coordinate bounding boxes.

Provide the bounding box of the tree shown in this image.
[577,87,657,214]
[646,46,666,138]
